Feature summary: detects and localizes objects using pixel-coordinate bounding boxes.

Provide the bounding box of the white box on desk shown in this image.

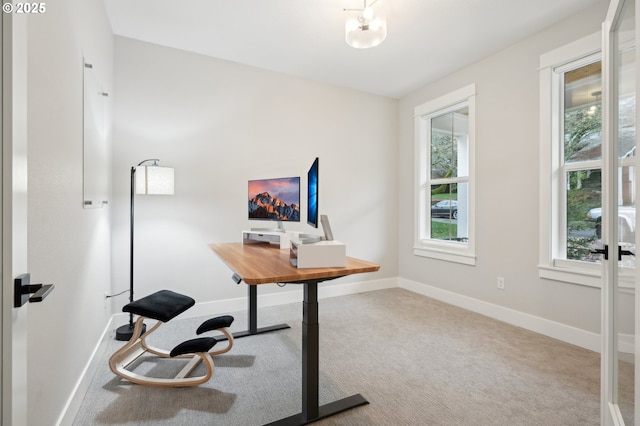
[290,239,346,268]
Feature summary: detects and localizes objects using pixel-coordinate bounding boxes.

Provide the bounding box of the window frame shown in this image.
[538,31,628,288]
[414,84,476,265]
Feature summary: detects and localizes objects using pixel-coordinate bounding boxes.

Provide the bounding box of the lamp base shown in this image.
[115,322,146,341]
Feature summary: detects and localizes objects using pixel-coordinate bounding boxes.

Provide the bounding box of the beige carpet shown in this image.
[72,288,631,425]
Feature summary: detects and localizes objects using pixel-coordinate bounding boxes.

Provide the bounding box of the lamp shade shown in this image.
[135,165,174,195]
[345,15,387,49]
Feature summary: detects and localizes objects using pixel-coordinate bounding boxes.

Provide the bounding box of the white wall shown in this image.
[398,1,610,336]
[111,37,398,309]
[26,0,114,425]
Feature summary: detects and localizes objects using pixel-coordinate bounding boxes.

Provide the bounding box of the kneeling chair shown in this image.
[109,289,234,387]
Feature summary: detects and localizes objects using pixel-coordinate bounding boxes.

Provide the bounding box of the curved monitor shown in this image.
[307,158,319,228]
[248,176,300,222]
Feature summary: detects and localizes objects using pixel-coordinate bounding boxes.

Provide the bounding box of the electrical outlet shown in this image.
[497,277,505,290]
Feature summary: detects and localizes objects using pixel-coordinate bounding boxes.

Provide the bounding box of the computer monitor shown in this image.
[307,157,319,228]
[248,177,300,230]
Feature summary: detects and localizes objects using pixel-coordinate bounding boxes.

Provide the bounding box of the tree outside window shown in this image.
[563,61,603,262]
[429,108,469,242]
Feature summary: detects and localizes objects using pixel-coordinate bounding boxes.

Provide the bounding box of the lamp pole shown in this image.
[115,159,161,341]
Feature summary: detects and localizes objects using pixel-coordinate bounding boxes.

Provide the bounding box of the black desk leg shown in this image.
[302,282,320,419]
[249,284,258,334]
[218,284,290,341]
[265,280,369,426]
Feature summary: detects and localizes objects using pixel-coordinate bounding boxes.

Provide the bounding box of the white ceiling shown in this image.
[104,0,603,99]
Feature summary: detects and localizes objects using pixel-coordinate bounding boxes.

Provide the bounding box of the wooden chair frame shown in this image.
[109,316,234,387]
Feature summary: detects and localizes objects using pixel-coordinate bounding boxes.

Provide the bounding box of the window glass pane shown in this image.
[617,45,636,270]
[615,8,636,424]
[618,49,636,163]
[564,61,602,163]
[566,169,601,262]
[618,165,636,246]
[618,93,635,161]
[431,107,469,179]
[430,182,468,242]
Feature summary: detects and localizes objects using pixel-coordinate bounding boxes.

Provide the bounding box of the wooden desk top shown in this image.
[209,242,380,285]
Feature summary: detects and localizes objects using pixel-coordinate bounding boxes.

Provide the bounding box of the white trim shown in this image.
[414,84,476,265]
[539,31,601,69]
[601,1,637,423]
[607,403,625,426]
[538,260,636,289]
[538,31,608,286]
[55,316,116,426]
[414,84,476,117]
[3,11,29,426]
[413,246,476,265]
[400,278,635,355]
[538,264,601,287]
[399,277,602,352]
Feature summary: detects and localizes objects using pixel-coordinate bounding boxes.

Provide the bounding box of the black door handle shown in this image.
[590,245,608,260]
[14,273,54,307]
[619,247,635,261]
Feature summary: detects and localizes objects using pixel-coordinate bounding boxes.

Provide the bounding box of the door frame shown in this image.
[2,7,29,426]
[601,1,621,423]
[601,0,638,424]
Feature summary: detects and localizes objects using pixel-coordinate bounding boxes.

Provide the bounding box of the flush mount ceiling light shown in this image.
[344,0,387,49]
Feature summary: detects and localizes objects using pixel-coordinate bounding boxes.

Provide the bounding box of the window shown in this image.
[414,85,476,265]
[539,32,605,286]
[562,59,603,264]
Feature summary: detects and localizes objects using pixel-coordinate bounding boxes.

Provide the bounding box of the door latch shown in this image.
[590,245,609,260]
[618,246,636,261]
[14,273,54,308]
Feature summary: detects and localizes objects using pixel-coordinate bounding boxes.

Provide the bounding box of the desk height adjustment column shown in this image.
[267,278,369,426]
[302,282,320,420]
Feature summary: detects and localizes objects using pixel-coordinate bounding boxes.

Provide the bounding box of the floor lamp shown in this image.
[115,159,175,341]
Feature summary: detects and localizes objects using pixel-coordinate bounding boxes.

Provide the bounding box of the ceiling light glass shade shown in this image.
[345,15,387,49]
[136,165,174,195]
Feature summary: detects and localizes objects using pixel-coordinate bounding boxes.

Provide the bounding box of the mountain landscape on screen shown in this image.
[249,192,300,221]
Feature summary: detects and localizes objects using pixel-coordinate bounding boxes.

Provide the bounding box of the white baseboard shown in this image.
[56,315,117,426]
[56,277,396,424]
[399,278,604,353]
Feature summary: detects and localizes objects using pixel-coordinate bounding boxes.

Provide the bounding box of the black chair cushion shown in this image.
[170,337,217,357]
[196,315,235,335]
[123,290,195,322]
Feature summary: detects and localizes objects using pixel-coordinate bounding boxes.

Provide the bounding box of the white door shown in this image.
[602,0,638,424]
[2,9,29,426]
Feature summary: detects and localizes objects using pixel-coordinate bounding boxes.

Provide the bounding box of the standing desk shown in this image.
[209,242,380,426]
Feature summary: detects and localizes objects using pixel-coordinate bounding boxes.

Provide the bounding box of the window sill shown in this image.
[538,264,601,288]
[413,245,476,266]
[538,262,636,291]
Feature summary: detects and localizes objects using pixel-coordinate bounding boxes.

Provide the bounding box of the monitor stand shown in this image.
[243,227,292,249]
[251,221,286,233]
